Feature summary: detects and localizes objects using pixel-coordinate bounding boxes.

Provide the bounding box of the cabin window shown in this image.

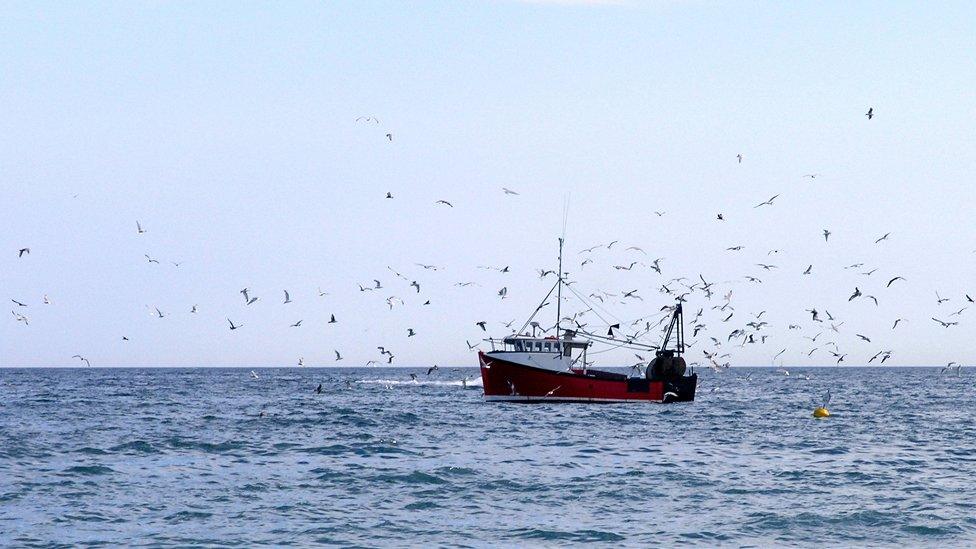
[543,342,551,352]
[513,341,522,351]
[535,342,542,351]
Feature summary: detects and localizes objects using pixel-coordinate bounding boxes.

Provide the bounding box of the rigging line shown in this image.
[579,330,662,351]
[564,282,669,346]
[516,279,560,337]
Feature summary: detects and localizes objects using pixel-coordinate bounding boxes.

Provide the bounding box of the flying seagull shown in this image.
[427,364,439,376]
[72,354,91,367]
[434,200,453,208]
[137,221,146,234]
[874,232,891,244]
[753,194,780,208]
[328,314,337,324]
[865,107,874,120]
[227,318,242,330]
[290,320,303,327]
[144,254,159,264]
[283,290,292,304]
[502,187,519,195]
[823,229,831,242]
[887,277,905,287]
[18,248,30,257]
[334,350,343,361]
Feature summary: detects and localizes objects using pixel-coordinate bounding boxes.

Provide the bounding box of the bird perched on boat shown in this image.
[865,107,874,120]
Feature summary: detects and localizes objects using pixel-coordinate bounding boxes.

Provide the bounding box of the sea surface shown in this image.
[1,366,974,548]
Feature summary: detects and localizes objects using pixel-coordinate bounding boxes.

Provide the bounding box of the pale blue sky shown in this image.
[2,1,974,367]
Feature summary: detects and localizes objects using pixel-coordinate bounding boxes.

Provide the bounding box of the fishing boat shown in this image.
[478,239,697,403]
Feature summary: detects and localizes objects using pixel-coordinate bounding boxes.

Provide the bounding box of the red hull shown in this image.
[479,351,696,403]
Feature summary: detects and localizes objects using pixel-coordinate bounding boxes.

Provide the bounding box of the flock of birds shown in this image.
[7,107,972,382]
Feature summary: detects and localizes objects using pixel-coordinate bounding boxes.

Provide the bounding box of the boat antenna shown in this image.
[556,195,569,338]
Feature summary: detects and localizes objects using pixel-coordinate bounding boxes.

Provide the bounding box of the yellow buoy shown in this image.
[813,406,830,418]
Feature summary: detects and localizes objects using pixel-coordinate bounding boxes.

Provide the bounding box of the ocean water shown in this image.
[1,367,974,548]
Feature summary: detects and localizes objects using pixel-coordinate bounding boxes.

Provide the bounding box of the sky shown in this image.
[2,1,974,367]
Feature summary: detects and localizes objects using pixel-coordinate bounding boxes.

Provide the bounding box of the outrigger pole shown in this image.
[556,237,564,337]
[658,304,685,356]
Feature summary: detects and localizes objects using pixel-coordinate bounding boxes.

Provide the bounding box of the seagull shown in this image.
[950,307,967,317]
[498,287,508,299]
[250,370,259,379]
[11,311,29,325]
[753,194,780,208]
[11,299,27,307]
[317,287,329,297]
[892,318,906,329]
[717,213,724,221]
[72,355,91,367]
[246,297,259,305]
[18,248,30,257]
[407,328,416,337]
[941,362,961,375]
[936,292,949,304]
[466,340,480,350]
[427,364,439,376]
[290,320,303,327]
[298,357,304,367]
[334,350,343,361]
[410,281,421,293]
[865,107,874,120]
[502,187,519,195]
[154,307,165,318]
[848,287,862,301]
[144,254,159,264]
[283,290,292,304]
[386,192,393,199]
[385,133,392,141]
[932,317,958,328]
[328,314,337,324]
[653,211,665,217]
[43,295,51,305]
[856,334,871,342]
[476,321,487,331]
[434,200,453,208]
[240,288,250,302]
[315,383,323,394]
[823,229,831,242]
[802,174,821,179]
[356,116,380,124]
[777,368,790,376]
[887,277,905,287]
[136,221,146,234]
[874,232,891,244]
[803,265,813,275]
[736,153,743,163]
[228,318,242,330]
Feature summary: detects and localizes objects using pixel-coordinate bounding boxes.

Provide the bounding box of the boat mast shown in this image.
[556,237,564,337]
